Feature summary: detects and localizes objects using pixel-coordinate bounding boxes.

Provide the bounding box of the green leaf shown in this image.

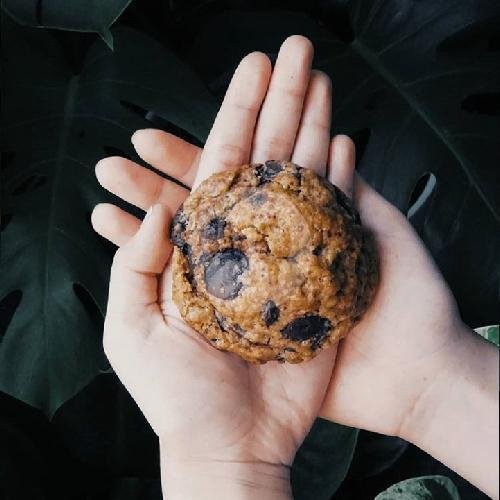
[474,325,500,346]
[188,3,500,327]
[323,1,500,327]
[2,0,133,48]
[347,431,408,479]
[291,419,358,500]
[375,475,460,500]
[0,17,217,417]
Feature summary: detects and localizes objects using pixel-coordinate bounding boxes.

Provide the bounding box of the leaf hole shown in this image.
[0,290,23,340]
[145,112,203,147]
[102,146,131,159]
[120,100,149,120]
[1,213,13,232]
[120,100,203,148]
[12,174,47,196]
[73,283,103,332]
[407,172,437,218]
[461,92,500,116]
[86,211,118,256]
[350,128,371,168]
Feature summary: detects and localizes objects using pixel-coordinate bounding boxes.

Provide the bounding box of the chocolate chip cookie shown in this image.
[170,161,378,363]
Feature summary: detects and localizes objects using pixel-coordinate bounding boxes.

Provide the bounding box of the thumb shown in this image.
[105,203,172,330]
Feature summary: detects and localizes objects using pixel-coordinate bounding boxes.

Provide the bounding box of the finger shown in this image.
[91,203,141,247]
[106,203,171,330]
[291,70,332,175]
[353,174,404,231]
[131,129,201,188]
[251,35,314,163]
[95,156,189,212]
[327,134,356,197]
[194,52,272,187]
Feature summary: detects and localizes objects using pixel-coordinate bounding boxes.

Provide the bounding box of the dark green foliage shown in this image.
[2,0,133,47]
[347,432,408,479]
[292,420,358,499]
[0,15,217,417]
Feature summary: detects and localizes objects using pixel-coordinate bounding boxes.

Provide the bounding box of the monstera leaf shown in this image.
[0,16,217,417]
[188,1,500,327]
[346,431,408,479]
[475,324,499,346]
[292,419,358,500]
[1,0,133,47]
[375,475,460,500]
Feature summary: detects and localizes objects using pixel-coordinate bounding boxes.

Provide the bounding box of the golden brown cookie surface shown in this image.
[171,161,378,363]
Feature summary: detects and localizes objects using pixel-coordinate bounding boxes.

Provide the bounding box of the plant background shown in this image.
[1,0,499,499]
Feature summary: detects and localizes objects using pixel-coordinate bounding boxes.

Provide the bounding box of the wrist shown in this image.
[160,445,292,500]
[399,321,499,498]
[399,320,498,442]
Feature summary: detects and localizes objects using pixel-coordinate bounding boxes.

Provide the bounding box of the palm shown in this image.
[143,312,333,463]
[320,179,459,435]
[127,263,333,464]
[94,37,340,463]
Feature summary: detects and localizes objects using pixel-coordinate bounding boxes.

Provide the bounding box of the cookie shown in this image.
[170,161,378,363]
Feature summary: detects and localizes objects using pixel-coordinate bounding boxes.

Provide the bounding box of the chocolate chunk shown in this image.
[170,207,188,249]
[249,192,267,206]
[262,300,280,326]
[184,244,195,285]
[292,165,303,183]
[203,249,249,299]
[313,245,324,256]
[255,160,283,184]
[170,206,193,284]
[281,315,331,343]
[203,217,226,240]
[330,253,341,274]
[182,242,192,258]
[311,334,327,350]
[198,252,210,265]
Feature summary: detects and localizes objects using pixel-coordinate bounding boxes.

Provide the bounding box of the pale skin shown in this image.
[92,36,499,499]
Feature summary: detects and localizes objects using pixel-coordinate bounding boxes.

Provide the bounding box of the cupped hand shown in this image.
[319,176,461,437]
[92,36,353,494]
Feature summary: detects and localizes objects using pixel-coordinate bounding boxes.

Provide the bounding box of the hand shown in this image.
[92,36,354,498]
[319,173,499,498]
[319,174,461,437]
